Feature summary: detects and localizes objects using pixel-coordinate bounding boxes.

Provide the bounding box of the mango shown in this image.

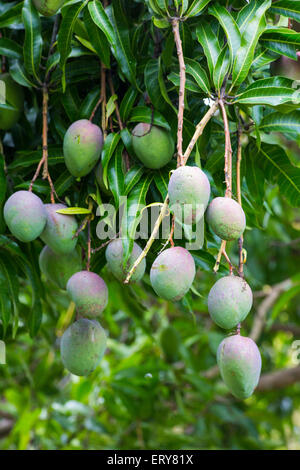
[206,197,246,241]
[208,275,253,330]
[60,318,107,376]
[217,334,262,399]
[4,191,46,242]
[40,203,78,254]
[39,245,82,289]
[168,166,211,225]
[150,246,195,301]
[33,0,67,16]
[0,73,24,130]
[67,270,108,317]
[131,123,174,169]
[63,119,103,177]
[105,239,146,283]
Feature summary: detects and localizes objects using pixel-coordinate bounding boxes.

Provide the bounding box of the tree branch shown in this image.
[172,18,186,167]
[250,279,293,342]
[256,366,300,392]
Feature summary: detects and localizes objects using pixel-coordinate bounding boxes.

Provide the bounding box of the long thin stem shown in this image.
[124,102,219,284]
[172,19,186,167]
[89,64,106,124]
[219,99,232,198]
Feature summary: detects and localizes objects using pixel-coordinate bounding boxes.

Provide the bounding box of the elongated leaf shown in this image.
[56,207,91,215]
[9,60,37,88]
[251,48,280,70]
[235,77,300,107]
[88,0,116,44]
[213,46,230,92]
[0,254,19,332]
[208,4,241,64]
[0,2,23,28]
[84,7,110,67]
[101,133,121,188]
[260,27,300,59]
[22,0,43,83]
[196,23,221,78]
[120,87,139,123]
[270,1,300,23]
[231,1,270,89]
[58,0,88,91]
[185,58,210,95]
[186,0,211,18]
[128,106,171,131]
[0,37,22,59]
[259,111,300,134]
[145,59,167,112]
[107,143,125,207]
[124,165,144,196]
[257,142,300,207]
[154,169,169,199]
[244,144,265,205]
[0,154,7,205]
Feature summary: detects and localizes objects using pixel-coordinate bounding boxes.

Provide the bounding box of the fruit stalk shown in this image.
[172,18,186,167]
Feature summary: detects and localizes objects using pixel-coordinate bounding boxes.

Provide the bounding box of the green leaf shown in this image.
[231,1,271,90]
[270,1,300,23]
[213,46,230,92]
[196,23,221,78]
[107,143,125,207]
[260,27,300,59]
[119,87,138,123]
[244,144,265,205]
[154,169,169,199]
[0,153,7,206]
[251,49,280,70]
[9,60,37,88]
[128,106,171,131]
[235,77,300,107]
[145,59,168,112]
[260,111,300,135]
[124,165,145,196]
[58,0,89,92]
[83,7,110,68]
[0,2,23,28]
[208,3,241,65]
[101,133,121,188]
[56,207,91,215]
[258,142,300,207]
[185,58,211,95]
[88,0,116,45]
[0,37,22,59]
[0,254,19,336]
[186,0,211,18]
[22,0,43,83]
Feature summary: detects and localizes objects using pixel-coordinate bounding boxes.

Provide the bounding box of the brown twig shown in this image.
[29,85,56,203]
[172,18,186,167]
[256,365,300,392]
[219,99,232,198]
[89,63,106,124]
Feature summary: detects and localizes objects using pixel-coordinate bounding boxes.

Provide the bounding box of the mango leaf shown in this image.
[119,87,139,123]
[0,37,22,59]
[208,3,241,65]
[56,207,92,215]
[244,144,265,205]
[83,7,110,68]
[168,72,202,94]
[154,169,169,199]
[0,254,19,337]
[231,1,271,90]
[107,143,125,207]
[257,142,300,207]
[9,60,37,88]
[186,0,211,18]
[270,1,300,23]
[0,154,7,205]
[196,23,221,78]
[235,77,300,107]
[145,59,168,112]
[213,46,230,92]
[260,27,300,59]
[259,111,300,134]
[88,0,116,45]
[0,2,23,28]
[101,133,121,188]
[22,0,43,84]
[128,106,171,131]
[185,58,211,95]
[124,165,145,196]
[251,49,280,70]
[58,0,89,92]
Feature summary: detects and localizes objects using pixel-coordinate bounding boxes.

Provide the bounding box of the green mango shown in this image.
[0,73,24,130]
[40,204,78,254]
[60,318,107,376]
[168,165,211,225]
[3,191,46,242]
[217,334,262,399]
[131,123,174,169]
[208,275,253,330]
[105,239,146,283]
[67,270,108,318]
[63,119,103,177]
[39,245,82,290]
[150,246,195,301]
[33,0,67,16]
[206,197,246,241]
